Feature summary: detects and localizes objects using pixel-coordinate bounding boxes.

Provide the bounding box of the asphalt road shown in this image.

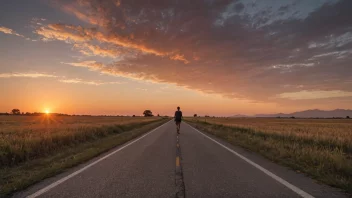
[15,120,347,198]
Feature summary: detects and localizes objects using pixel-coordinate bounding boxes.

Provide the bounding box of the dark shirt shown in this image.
[174,110,182,121]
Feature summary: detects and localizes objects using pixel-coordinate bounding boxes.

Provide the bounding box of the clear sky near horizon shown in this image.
[1,0,352,116]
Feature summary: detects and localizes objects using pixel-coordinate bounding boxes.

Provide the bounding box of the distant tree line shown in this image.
[0,109,129,117]
[1,108,170,117]
[0,109,72,116]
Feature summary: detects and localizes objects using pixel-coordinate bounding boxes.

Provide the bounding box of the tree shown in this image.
[132,115,136,117]
[11,109,21,115]
[157,114,160,117]
[143,110,153,117]
[194,114,197,117]
[347,116,350,119]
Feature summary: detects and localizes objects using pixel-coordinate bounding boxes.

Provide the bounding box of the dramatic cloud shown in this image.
[33,0,352,101]
[0,26,24,37]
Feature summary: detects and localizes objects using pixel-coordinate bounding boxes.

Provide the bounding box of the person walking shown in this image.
[174,106,183,134]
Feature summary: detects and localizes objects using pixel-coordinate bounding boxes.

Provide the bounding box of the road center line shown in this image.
[186,123,315,198]
[175,133,185,198]
[26,120,172,198]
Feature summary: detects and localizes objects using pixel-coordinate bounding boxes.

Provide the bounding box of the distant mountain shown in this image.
[231,114,248,117]
[254,109,352,118]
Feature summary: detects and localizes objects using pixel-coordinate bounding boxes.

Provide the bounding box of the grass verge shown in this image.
[0,118,169,197]
[186,120,352,194]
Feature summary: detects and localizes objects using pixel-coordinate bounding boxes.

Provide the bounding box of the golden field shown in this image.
[194,117,352,152]
[0,115,160,167]
[187,117,352,193]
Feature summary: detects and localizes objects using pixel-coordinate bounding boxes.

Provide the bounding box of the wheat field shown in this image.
[0,115,160,167]
[195,117,352,152]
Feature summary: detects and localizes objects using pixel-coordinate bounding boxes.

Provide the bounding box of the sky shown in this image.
[1,0,352,116]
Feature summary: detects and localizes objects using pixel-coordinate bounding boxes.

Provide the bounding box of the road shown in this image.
[15,120,347,198]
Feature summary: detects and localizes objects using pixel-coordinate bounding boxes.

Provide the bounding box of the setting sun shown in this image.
[45,109,50,114]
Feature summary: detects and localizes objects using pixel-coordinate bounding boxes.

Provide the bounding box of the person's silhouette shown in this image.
[174,106,183,134]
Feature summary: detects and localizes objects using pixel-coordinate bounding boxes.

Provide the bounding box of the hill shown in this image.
[254,109,352,118]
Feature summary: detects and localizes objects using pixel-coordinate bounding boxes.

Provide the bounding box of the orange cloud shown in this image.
[61,60,156,82]
[170,54,189,64]
[0,26,24,37]
[62,61,104,71]
[93,31,166,56]
[0,72,124,86]
[73,43,124,58]
[35,23,190,63]
[0,73,58,78]
[59,78,124,85]
[36,24,94,42]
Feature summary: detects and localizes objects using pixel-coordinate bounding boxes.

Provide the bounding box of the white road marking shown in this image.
[186,123,315,198]
[27,120,172,198]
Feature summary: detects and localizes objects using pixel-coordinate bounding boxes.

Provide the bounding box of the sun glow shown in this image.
[45,109,50,114]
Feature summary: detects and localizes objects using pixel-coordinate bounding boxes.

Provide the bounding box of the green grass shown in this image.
[0,118,169,197]
[186,119,352,194]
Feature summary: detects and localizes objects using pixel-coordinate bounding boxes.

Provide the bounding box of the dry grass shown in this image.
[0,115,160,167]
[187,117,352,193]
[194,117,352,153]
